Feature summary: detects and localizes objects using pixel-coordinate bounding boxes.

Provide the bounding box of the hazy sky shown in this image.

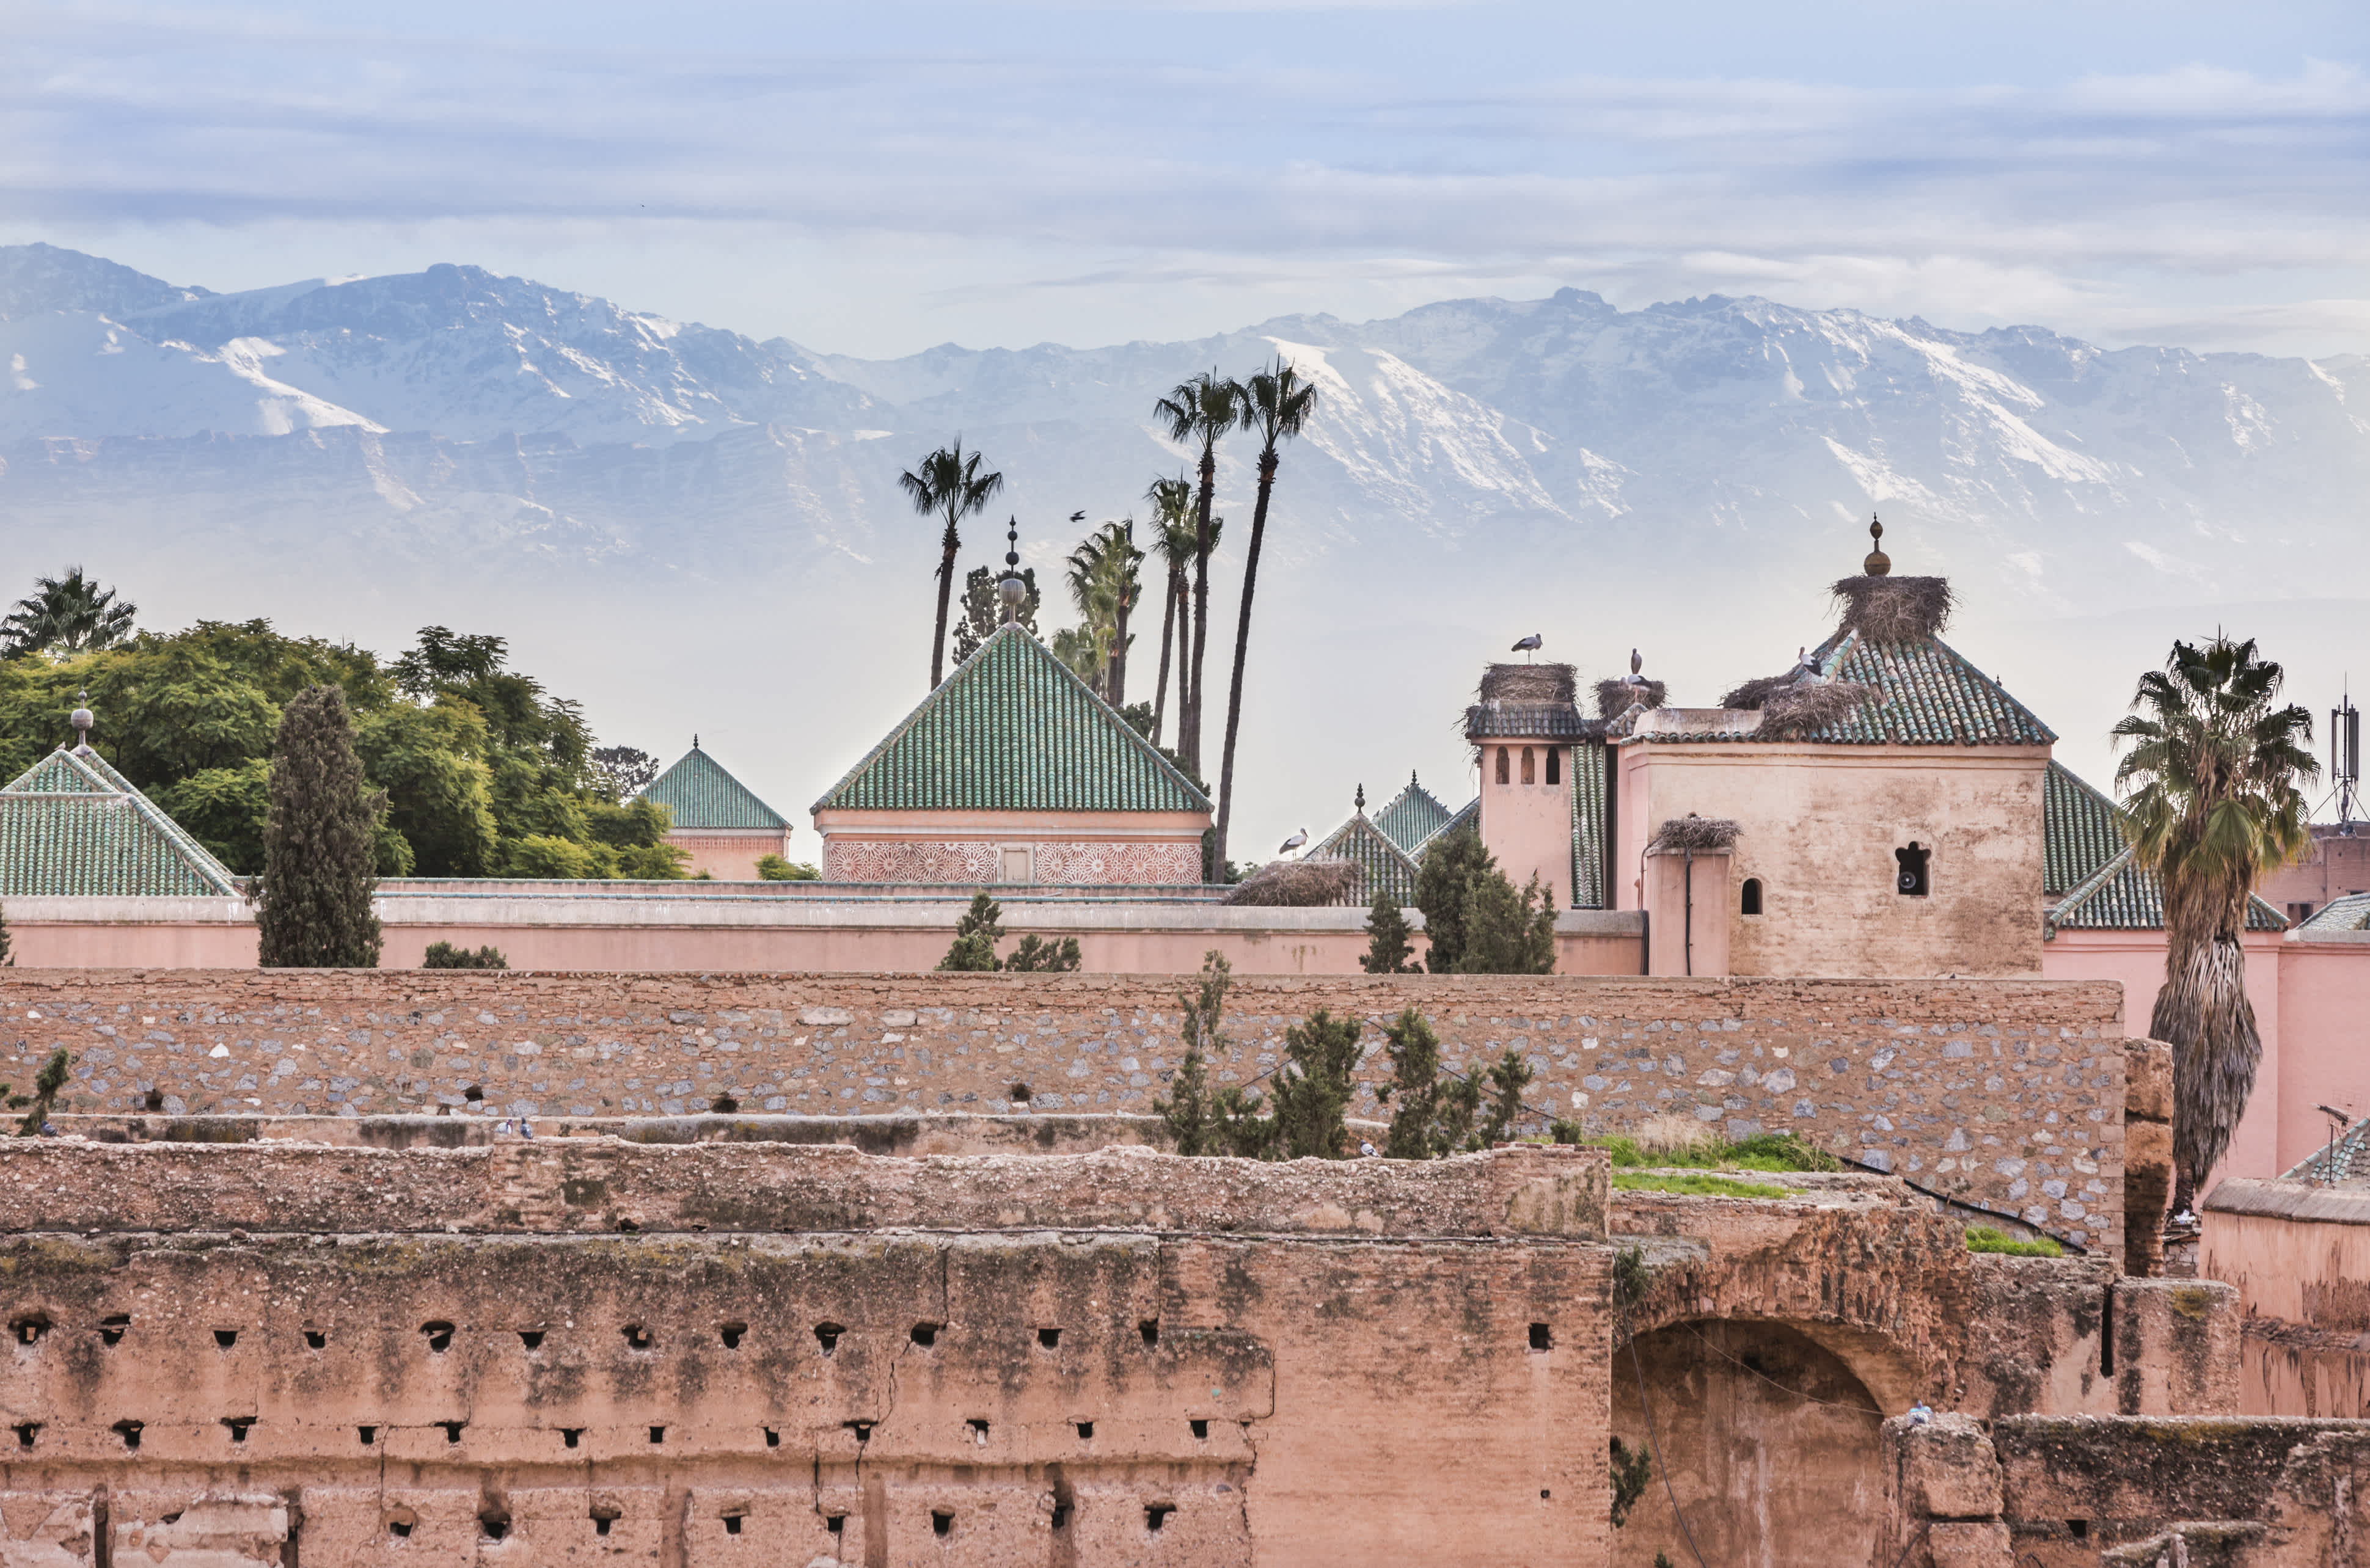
[5,0,2367,358]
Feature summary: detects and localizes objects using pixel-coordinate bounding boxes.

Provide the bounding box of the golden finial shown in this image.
[1863,514,1891,577]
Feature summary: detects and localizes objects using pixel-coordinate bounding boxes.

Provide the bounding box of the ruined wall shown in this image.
[1885,1413,2370,1568]
[0,1143,1612,1567]
[2203,1181,2370,1419]
[0,970,2130,1253]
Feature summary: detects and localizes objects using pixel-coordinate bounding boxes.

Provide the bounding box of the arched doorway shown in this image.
[1611,1319,1888,1568]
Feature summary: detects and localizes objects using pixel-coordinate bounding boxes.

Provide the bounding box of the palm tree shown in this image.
[1210,359,1320,873]
[1062,522,1144,703]
[2113,636,2316,1214]
[1,567,137,658]
[1144,475,1196,745]
[1153,370,1240,777]
[898,441,1004,689]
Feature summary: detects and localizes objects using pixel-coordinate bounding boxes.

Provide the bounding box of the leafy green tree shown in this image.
[255,686,382,969]
[14,1048,70,1134]
[2113,636,2317,1207]
[951,564,1041,665]
[1212,357,1318,875]
[505,834,600,879]
[155,759,272,873]
[1457,872,1559,975]
[2,568,136,658]
[588,745,660,801]
[1377,1008,1480,1158]
[1361,893,1420,974]
[899,442,1006,690]
[937,891,1005,971]
[1064,521,1144,704]
[1414,826,1494,972]
[1153,371,1241,777]
[423,942,508,969]
[756,854,822,881]
[355,702,497,877]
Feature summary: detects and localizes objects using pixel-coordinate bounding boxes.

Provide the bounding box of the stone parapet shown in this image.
[0,1140,1608,1241]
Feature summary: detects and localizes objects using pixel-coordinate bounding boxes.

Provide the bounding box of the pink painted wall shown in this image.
[2275,941,2370,1168]
[2046,928,2293,1184]
[666,832,790,881]
[5,907,1646,977]
[1476,740,1574,910]
[1644,848,1731,976]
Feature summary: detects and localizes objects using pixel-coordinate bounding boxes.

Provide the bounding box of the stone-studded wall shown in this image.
[0,1144,1611,1567]
[0,968,2128,1252]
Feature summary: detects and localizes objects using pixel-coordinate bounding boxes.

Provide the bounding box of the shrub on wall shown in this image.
[423,943,508,970]
[755,854,821,881]
[255,685,382,969]
[935,892,1082,972]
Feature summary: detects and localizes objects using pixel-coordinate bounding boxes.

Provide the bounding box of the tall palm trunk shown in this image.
[1186,448,1216,776]
[1110,572,1131,710]
[930,519,960,688]
[1212,450,1277,873]
[1151,564,1180,744]
[2156,902,2261,1216]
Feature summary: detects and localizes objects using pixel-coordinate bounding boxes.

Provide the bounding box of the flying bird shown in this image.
[1278,827,1309,855]
[1511,633,1543,658]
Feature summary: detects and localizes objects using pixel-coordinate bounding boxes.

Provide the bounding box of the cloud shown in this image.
[1,3,2365,356]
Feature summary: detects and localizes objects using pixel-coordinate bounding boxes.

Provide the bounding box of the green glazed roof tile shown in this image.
[1308,811,1422,905]
[1649,629,2057,747]
[1570,742,1607,910]
[1372,774,1454,855]
[0,746,241,897]
[2043,760,2284,934]
[813,625,1212,815]
[643,745,787,831]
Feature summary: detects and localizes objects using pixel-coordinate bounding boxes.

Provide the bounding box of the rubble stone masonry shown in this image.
[0,969,2127,1251]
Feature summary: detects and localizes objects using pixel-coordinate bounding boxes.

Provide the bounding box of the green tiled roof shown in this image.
[1372,774,1454,855]
[1309,811,1421,905]
[2045,762,2127,897]
[1418,798,1477,856]
[0,746,241,897]
[1571,742,1608,910]
[2043,760,2285,935]
[1656,629,2057,747]
[643,744,786,831]
[813,625,1212,815]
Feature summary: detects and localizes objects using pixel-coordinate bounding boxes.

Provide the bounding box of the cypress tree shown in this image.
[1414,827,1494,972]
[1268,1008,1362,1160]
[936,892,1005,971]
[255,685,383,969]
[1359,893,1419,974]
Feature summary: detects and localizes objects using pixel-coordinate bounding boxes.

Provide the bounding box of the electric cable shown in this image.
[1627,1328,1717,1568]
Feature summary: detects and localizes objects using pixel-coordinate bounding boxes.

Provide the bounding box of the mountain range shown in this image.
[4,240,2366,853]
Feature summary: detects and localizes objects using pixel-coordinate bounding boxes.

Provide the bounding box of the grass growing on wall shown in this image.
[1612,1172,1794,1199]
[1566,1123,1839,1174]
[1965,1225,2064,1257]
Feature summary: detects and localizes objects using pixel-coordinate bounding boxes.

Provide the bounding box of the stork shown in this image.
[1510,632,1543,662]
[1277,827,1309,856]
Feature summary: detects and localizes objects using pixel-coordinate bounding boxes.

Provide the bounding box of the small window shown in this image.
[1895,843,1931,897]
[1496,746,1510,785]
[1546,748,1560,786]
[1001,847,1031,884]
[1741,878,1762,916]
[1521,746,1536,784]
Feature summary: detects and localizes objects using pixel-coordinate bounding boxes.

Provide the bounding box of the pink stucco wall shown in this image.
[1477,740,1575,911]
[665,831,790,881]
[2047,928,2305,1185]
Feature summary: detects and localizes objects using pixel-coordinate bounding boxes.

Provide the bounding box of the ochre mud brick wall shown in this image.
[0,968,2127,1250]
[0,1144,1611,1568]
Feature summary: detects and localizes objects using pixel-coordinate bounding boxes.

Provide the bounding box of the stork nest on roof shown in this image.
[1223,857,1362,907]
[1651,815,1741,852]
[1593,677,1669,720]
[1479,663,1577,706]
[1719,673,1798,710]
[1832,575,1954,642]
[1759,680,1878,737]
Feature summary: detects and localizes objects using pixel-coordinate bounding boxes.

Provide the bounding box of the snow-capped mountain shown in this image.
[3,241,2365,853]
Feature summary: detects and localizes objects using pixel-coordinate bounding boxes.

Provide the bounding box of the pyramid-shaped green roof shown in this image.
[2041,760,2284,935]
[813,625,1213,815]
[1309,809,1422,905]
[0,746,241,897]
[643,743,787,831]
[1372,773,1455,855]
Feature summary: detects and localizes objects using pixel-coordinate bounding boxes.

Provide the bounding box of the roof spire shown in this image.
[1863,514,1892,577]
[692,732,701,750]
[68,689,93,754]
[998,516,1026,624]
[1355,782,1366,813]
